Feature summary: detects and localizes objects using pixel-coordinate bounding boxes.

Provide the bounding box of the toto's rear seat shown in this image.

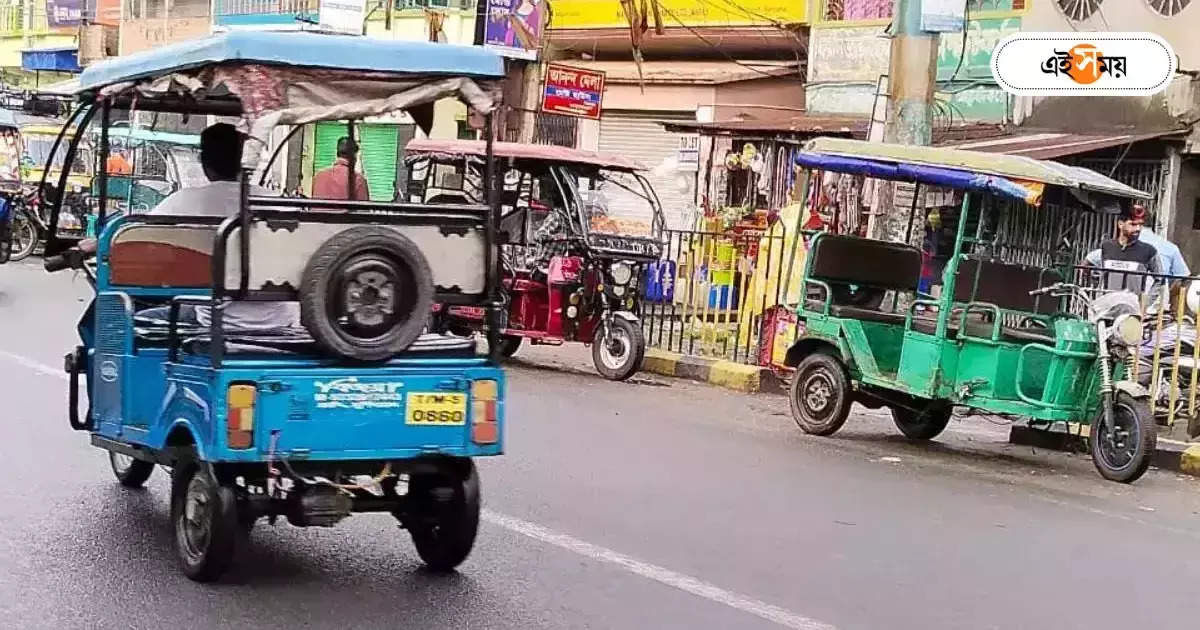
[803,234,922,326]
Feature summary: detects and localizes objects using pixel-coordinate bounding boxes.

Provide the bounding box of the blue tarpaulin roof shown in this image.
[79,31,506,91]
[795,137,1150,202]
[21,47,81,73]
[793,152,1043,204]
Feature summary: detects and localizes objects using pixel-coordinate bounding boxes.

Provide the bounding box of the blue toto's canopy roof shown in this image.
[79,31,507,92]
[793,137,1150,203]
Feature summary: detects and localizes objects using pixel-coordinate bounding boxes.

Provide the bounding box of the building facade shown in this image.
[547,0,811,229]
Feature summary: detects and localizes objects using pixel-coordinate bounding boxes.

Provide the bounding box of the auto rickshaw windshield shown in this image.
[573,167,662,239]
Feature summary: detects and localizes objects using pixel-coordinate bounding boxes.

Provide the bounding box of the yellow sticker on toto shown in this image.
[406,393,468,425]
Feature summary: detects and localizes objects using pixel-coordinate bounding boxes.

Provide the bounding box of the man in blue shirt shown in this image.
[1137,211,1190,278]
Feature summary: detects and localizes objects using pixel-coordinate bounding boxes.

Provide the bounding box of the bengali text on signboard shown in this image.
[541,64,606,120]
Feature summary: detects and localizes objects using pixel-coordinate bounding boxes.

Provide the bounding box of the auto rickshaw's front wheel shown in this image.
[109,451,155,488]
[891,403,952,441]
[789,353,852,436]
[407,462,481,572]
[592,317,645,381]
[171,460,240,582]
[1091,392,1156,483]
[493,334,522,359]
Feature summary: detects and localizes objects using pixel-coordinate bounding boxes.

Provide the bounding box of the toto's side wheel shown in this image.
[171,460,239,582]
[493,334,522,359]
[789,353,852,436]
[1092,392,1157,483]
[408,462,481,572]
[300,227,435,362]
[891,403,952,441]
[110,451,155,488]
[591,317,645,381]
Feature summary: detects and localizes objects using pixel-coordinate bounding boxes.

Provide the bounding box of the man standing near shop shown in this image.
[1084,203,1163,297]
[312,137,370,201]
[1133,204,1190,312]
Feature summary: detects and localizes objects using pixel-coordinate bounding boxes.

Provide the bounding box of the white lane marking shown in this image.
[483,510,838,630]
[0,350,67,380]
[0,349,836,629]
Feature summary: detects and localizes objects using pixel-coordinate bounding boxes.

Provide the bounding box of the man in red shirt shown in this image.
[312,137,370,200]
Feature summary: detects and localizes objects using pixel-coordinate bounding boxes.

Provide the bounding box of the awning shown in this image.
[560,60,800,85]
[21,47,81,73]
[662,114,870,139]
[941,130,1188,160]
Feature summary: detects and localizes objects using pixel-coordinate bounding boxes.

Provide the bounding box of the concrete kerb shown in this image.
[1009,424,1200,479]
[641,348,787,395]
[639,349,1200,479]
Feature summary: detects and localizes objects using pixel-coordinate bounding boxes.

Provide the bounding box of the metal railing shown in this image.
[641,225,800,365]
[214,0,313,16]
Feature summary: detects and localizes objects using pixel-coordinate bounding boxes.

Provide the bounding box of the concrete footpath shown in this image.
[514,342,1200,480]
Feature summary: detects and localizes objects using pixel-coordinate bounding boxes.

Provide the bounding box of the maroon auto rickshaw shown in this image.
[408,139,665,380]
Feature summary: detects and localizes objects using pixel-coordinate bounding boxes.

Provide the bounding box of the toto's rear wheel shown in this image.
[891,403,952,441]
[110,451,155,488]
[301,227,434,362]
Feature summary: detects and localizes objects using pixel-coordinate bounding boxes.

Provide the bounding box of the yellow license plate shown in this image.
[405,392,468,425]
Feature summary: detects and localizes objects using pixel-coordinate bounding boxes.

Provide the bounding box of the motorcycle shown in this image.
[0,190,14,264]
[7,183,88,261]
[1136,311,1200,436]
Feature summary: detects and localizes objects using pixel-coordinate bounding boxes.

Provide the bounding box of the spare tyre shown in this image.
[300,226,434,362]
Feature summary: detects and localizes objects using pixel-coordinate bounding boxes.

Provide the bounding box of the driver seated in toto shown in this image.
[86,123,300,331]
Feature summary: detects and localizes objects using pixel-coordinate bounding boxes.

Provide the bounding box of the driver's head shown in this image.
[1118,203,1147,242]
[337,137,359,161]
[199,123,243,182]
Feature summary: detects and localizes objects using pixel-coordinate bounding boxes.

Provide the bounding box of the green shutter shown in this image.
[312,122,397,201]
[313,121,346,173]
[358,124,399,201]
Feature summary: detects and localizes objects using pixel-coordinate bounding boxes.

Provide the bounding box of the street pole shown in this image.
[876,0,939,245]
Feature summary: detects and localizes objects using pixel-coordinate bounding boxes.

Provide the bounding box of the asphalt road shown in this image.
[2,259,1199,630]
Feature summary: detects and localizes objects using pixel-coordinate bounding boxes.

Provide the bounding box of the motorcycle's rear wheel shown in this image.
[8,210,38,262]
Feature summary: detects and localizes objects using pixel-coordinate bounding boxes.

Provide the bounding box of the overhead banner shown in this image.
[318,0,366,35]
[484,0,545,61]
[921,0,966,32]
[541,63,605,120]
[46,0,82,27]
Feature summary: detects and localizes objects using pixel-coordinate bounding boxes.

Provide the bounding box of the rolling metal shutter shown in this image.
[313,122,401,201]
[598,113,695,230]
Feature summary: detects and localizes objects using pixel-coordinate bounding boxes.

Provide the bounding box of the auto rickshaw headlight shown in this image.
[1112,314,1142,346]
[612,285,626,297]
[610,262,633,286]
